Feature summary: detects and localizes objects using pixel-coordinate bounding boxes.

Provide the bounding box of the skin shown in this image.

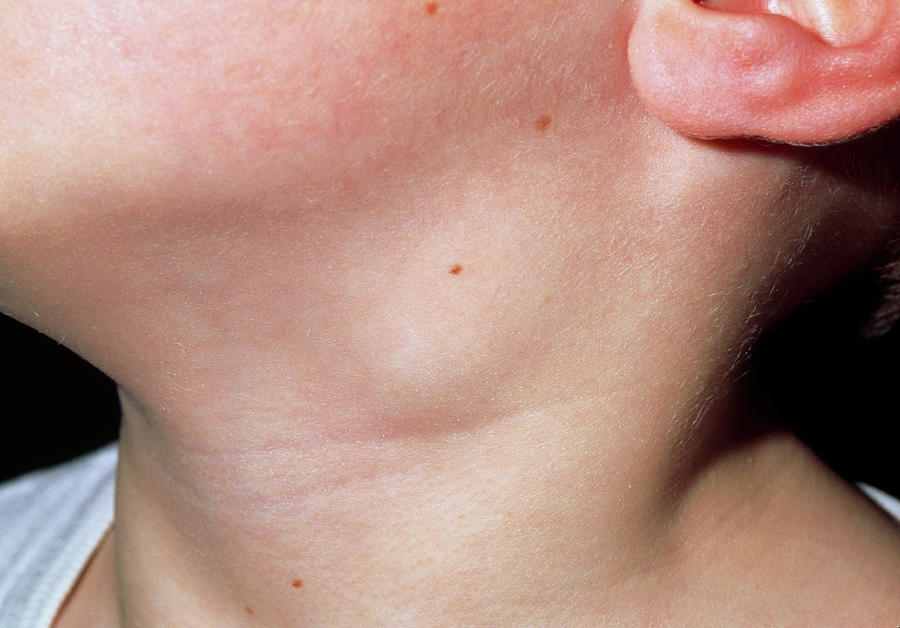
[1,0,899,625]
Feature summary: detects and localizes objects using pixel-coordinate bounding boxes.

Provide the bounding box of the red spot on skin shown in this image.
[425,2,439,15]
[245,606,254,615]
[535,115,552,132]
[449,264,463,275]
[292,579,303,588]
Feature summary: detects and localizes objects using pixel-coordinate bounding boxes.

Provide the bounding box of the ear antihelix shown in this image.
[765,0,886,47]
[692,0,886,46]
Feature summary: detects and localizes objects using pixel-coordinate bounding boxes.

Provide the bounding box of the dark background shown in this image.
[1,263,898,496]
[1,313,120,482]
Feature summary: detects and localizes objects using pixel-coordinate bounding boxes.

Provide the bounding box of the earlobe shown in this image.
[627,0,900,144]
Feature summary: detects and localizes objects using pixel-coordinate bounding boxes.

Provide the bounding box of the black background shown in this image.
[1,314,120,482]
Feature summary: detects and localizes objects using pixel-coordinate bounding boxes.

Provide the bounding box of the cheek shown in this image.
[119,1,584,196]
[0,1,474,232]
[3,0,625,234]
[4,0,614,215]
[128,3,503,184]
[0,1,535,306]
[150,6,378,155]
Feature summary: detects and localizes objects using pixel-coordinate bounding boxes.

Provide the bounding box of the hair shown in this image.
[851,122,900,338]
[813,119,900,338]
[746,121,900,495]
[862,237,900,337]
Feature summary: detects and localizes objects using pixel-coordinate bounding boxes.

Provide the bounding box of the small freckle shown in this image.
[292,579,303,588]
[449,264,463,275]
[535,115,553,132]
[245,606,254,615]
[425,2,439,14]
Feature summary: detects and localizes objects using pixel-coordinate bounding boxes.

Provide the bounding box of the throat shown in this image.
[108,382,820,625]
[53,527,120,628]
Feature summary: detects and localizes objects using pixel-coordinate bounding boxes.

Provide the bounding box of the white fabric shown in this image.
[0,443,897,628]
[859,482,900,523]
[0,444,116,628]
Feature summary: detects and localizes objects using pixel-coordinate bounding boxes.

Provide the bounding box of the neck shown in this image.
[91,137,860,624]
[4,3,897,622]
[24,115,894,622]
[113,392,786,626]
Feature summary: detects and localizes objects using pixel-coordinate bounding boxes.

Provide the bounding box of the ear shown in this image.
[627,0,900,144]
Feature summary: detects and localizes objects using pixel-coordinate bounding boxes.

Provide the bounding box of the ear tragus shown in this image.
[628,0,900,144]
